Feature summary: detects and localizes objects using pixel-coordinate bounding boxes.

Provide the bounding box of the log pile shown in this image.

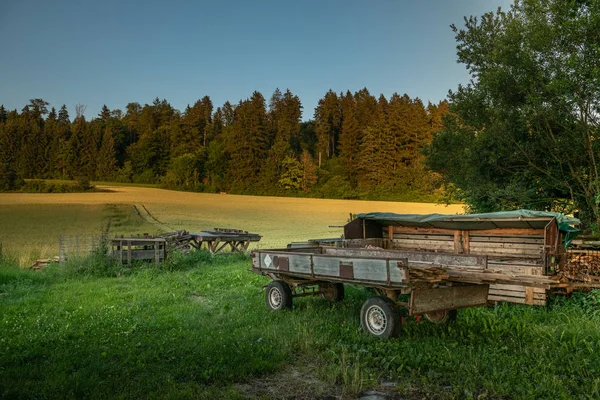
[559,253,600,283]
[159,230,193,254]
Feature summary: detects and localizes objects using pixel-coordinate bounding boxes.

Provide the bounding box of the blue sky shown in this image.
[0,0,512,120]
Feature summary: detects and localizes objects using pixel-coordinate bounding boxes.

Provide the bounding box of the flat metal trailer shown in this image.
[251,246,490,338]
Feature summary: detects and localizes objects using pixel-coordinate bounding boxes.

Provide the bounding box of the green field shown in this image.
[2,187,600,399]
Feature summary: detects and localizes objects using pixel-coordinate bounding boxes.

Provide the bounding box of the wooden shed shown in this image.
[343,210,580,305]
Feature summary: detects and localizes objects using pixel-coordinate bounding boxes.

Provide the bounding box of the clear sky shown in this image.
[0,0,512,120]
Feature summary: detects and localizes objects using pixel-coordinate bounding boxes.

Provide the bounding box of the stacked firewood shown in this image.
[560,253,600,282]
[159,230,193,254]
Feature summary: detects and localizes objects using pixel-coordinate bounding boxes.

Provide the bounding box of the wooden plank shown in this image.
[323,248,487,267]
[445,270,557,288]
[470,236,544,244]
[469,242,544,250]
[488,295,547,306]
[468,247,542,257]
[392,234,455,241]
[392,226,457,235]
[490,284,546,293]
[387,227,543,237]
[467,228,544,237]
[488,292,544,300]
[525,287,535,304]
[487,258,542,266]
[488,289,546,300]
[410,285,489,314]
[390,239,455,251]
[487,266,543,275]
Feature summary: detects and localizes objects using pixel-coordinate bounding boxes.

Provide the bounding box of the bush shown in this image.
[133,170,157,184]
[76,175,92,191]
[318,175,357,199]
[0,163,24,192]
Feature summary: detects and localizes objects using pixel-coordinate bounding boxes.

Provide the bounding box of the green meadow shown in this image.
[1,251,600,399]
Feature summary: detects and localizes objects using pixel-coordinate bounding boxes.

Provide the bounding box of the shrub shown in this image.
[76,175,92,191]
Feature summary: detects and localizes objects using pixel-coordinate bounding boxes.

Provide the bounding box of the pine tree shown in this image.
[58,105,70,124]
[0,105,7,124]
[314,90,341,162]
[225,91,269,190]
[263,89,303,187]
[98,105,111,121]
[354,88,378,128]
[300,150,318,192]
[279,156,303,190]
[358,98,394,191]
[0,111,23,190]
[96,128,117,180]
[338,91,361,185]
[47,107,57,121]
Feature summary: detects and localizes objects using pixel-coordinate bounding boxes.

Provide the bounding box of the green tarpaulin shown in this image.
[356,209,581,248]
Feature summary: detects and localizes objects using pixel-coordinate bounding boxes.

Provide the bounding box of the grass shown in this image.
[0,185,463,261]
[1,252,600,399]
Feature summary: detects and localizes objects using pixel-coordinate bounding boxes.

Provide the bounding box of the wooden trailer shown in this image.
[251,210,586,338]
[343,211,581,306]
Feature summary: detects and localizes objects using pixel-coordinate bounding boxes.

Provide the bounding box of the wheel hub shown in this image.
[269,288,282,308]
[366,305,387,335]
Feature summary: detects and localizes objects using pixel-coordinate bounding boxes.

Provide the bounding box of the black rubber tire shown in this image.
[423,309,458,324]
[265,280,293,310]
[319,282,345,302]
[360,296,402,338]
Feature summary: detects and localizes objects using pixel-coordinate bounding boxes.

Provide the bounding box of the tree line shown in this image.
[0,89,448,201]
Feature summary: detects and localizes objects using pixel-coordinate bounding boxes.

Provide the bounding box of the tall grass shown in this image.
[1,253,600,399]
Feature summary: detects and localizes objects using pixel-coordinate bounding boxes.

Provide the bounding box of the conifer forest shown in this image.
[0,90,448,201]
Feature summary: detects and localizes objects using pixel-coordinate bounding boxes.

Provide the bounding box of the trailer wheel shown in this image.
[319,282,344,302]
[423,309,458,324]
[266,281,292,310]
[360,297,401,338]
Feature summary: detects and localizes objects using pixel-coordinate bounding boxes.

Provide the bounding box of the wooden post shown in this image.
[463,231,470,254]
[454,231,463,254]
[155,240,159,264]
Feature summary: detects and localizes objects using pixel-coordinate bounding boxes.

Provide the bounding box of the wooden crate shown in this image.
[111,237,166,264]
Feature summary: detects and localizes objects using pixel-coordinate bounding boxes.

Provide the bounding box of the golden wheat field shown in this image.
[0,185,464,261]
